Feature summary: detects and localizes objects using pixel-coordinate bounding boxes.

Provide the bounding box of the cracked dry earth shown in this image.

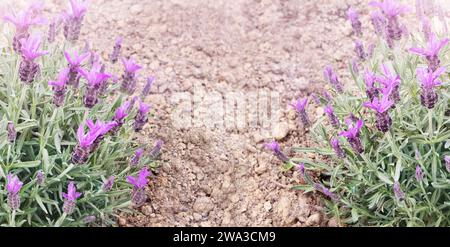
[3,0,376,226]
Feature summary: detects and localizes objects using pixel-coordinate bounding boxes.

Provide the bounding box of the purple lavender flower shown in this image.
[86,119,117,152]
[131,148,145,166]
[416,67,445,109]
[377,64,401,104]
[121,58,142,94]
[64,51,89,87]
[127,167,150,207]
[314,183,339,201]
[340,119,364,154]
[7,122,16,143]
[331,138,345,158]
[36,170,45,186]
[415,165,424,182]
[363,95,394,132]
[265,141,289,163]
[370,0,409,48]
[102,176,115,192]
[351,59,359,75]
[311,93,321,105]
[62,181,82,215]
[19,35,48,84]
[393,181,405,200]
[290,97,310,127]
[297,163,305,178]
[149,140,163,158]
[421,17,432,42]
[63,0,88,42]
[141,76,155,98]
[47,16,62,43]
[323,65,343,93]
[71,120,106,164]
[3,8,45,52]
[325,105,340,128]
[444,155,450,173]
[322,90,332,102]
[354,40,367,60]
[110,37,122,64]
[79,61,111,108]
[6,173,23,210]
[110,101,131,134]
[410,33,449,71]
[347,7,362,37]
[49,68,70,107]
[364,69,379,101]
[134,101,151,132]
[370,11,385,36]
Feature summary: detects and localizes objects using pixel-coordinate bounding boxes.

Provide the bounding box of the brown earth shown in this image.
[3,0,433,227]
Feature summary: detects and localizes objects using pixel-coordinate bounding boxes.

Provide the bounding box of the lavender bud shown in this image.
[149,140,163,158]
[7,193,21,211]
[36,170,45,186]
[415,165,424,182]
[370,11,385,36]
[325,105,340,128]
[141,76,155,98]
[13,32,29,53]
[71,145,90,165]
[131,188,147,207]
[375,112,392,133]
[393,181,405,200]
[83,85,99,108]
[444,156,450,173]
[63,200,76,215]
[314,183,339,201]
[83,216,96,224]
[331,138,345,158]
[48,17,61,43]
[347,8,362,37]
[102,176,115,192]
[420,88,438,109]
[297,163,305,178]
[354,40,367,61]
[110,37,122,64]
[7,122,17,143]
[324,65,343,93]
[311,93,321,105]
[322,91,332,102]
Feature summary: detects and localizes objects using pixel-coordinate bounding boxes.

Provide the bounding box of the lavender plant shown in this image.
[0,1,159,227]
[268,1,450,226]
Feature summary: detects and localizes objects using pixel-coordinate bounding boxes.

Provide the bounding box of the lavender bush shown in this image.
[268,0,450,226]
[0,1,158,227]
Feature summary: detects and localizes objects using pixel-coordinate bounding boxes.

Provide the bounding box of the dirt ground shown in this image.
[2,0,426,226]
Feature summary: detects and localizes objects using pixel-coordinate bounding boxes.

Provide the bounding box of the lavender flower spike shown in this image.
[264,141,289,163]
[415,165,424,182]
[370,11,385,36]
[364,69,379,101]
[377,64,401,104]
[127,167,150,207]
[110,37,122,64]
[71,121,103,164]
[416,67,445,109]
[325,105,340,128]
[7,122,17,143]
[149,140,164,158]
[6,173,23,210]
[363,95,394,132]
[111,101,131,134]
[354,40,367,60]
[64,51,89,87]
[134,101,151,132]
[323,65,343,93]
[141,76,155,98]
[86,119,117,152]
[49,68,70,107]
[393,181,405,200]
[63,0,88,42]
[314,183,339,201]
[444,155,450,173]
[331,138,345,158]
[19,35,48,84]
[347,7,362,37]
[340,119,364,153]
[121,58,142,94]
[410,33,449,71]
[102,176,115,192]
[297,163,305,178]
[62,182,82,215]
[48,16,62,43]
[79,61,111,108]
[36,170,45,186]
[131,148,145,166]
[290,97,310,127]
[3,8,46,52]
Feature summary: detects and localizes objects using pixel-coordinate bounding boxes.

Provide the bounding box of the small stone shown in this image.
[272,122,289,140]
[193,197,214,214]
[130,4,144,15]
[193,213,202,221]
[141,205,153,216]
[117,217,127,226]
[327,217,340,227]
[306,213,321,226]
[264,201,272,212]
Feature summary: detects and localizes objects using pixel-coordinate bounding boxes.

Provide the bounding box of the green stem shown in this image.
[428,109,433,140]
